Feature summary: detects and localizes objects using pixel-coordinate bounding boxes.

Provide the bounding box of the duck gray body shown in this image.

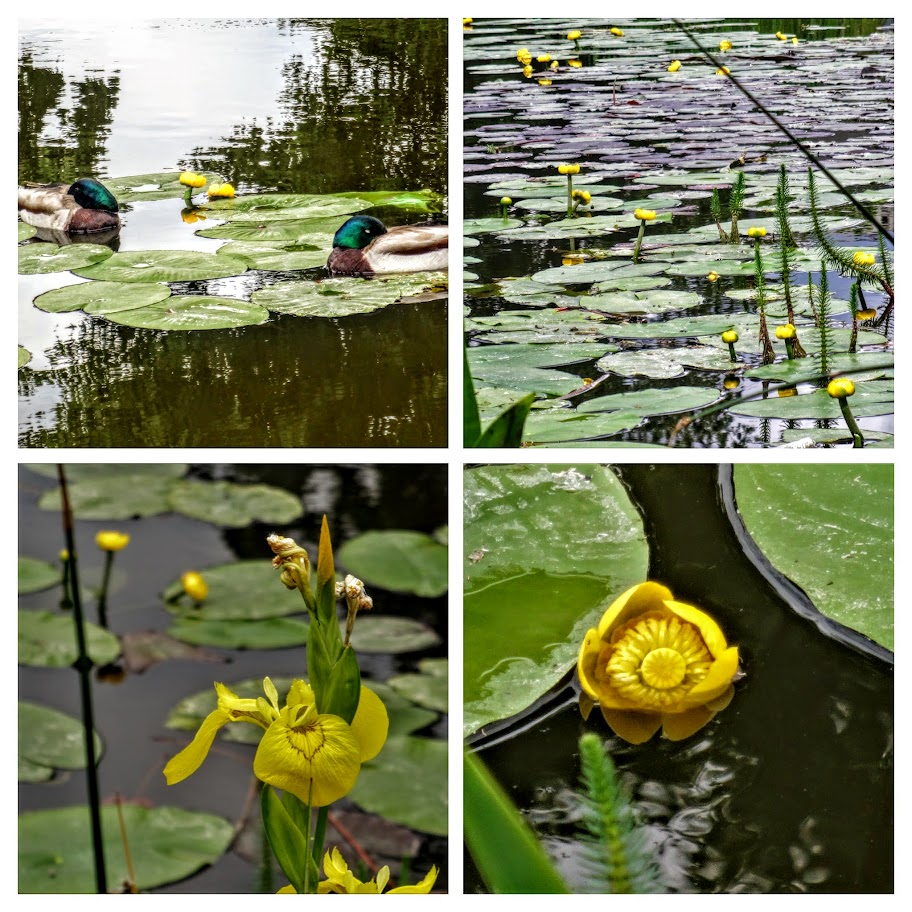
[327,215,448,276]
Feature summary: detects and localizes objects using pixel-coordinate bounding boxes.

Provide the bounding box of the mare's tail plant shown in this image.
[575,734,664,894]
[751,234,774,364]
[848,282,859,354]
[711,188,729,242]
[815,264,835,376]
[728,171,746,244]
[775,165,806,355]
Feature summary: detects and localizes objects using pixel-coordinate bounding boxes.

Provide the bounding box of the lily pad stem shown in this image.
[97,551,114,629]
[784,338,795,360]
[838,397,865,448]
[566,173,574,218]
[727,341,737,361]
[633,220,646,264]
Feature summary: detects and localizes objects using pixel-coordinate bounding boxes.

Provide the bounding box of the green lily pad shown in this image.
[73,250,248,283]
[734,465,893,649]
[18,805,234,892]
[34,281,171,314]
[18,222,37,241]
[596,345,737,379]
[29,463,187,483]
[464,217,522,234]
[576,386,720,416]
[746,352,894,384]
[514,196,624,213]
[215,241,328,271]
[349,736,447,836]
[433,526,448,546]
[464,464,648,736]
[780,427,893,446]
[532,261,666,285]
[105,296,268,331]
[204,193,370,222]
[348,617,442,654]
[468,346,588,397]
[586,289,702,314]
[104,170,225,201]
[168,616,309,650]
[18,701,102,777]
[18,345,31,368]
[729,380,894,419]
[197,217,340,243]
[19,243,113,275]
[365,681,438,736]
[166,479,302,528]
[388,658,448,712]
[18,610,120,668]
[337,189,443,213]
[164,560,306,621]
[18,557,60,594]
[252,274,444,318]
[18,757,51,783]
[520,407,645,443]
[38,467,182,518]
[338,530,448,598]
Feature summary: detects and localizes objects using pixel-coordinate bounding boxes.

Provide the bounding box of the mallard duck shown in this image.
[18,177,120,234]
[327,215,448,276]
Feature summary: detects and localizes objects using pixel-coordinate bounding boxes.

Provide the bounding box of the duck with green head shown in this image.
[18,177,121,234]
[327,215,447,276]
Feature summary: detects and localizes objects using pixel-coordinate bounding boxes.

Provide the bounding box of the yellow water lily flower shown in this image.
[857,308,877,321]
[180,208,207,224]
[634,208,656,221]
[550,60,560,70]
[667,60,682,72]
[179,171,206,189]
[775,323,796,340]
[96,531,130,552]
[707,271,720,282]
[523,65,533,78]
[775,31,787,41]
[719,40,732,52]
[572,189,592,203]
[164,677,388,807]
[463,18,473,25]
[827,378,855,399]
[569,58,583,68]
[577,582,740,744]
[567,30,582,41]
[208,183,235,199]
[852,251,876,266]
[792,37,799,45]
[317,848,438,894]
[558,163,580,175]
[516,48,529,61]
[537,53,552,63]
[747,226,766,238]
[610,27,624,37]
[721,330,738,343]
[723,376,740,390]
[538,78,553,86]
[716,66,731,76]
[500,196,512,206]
[181,571,208,603]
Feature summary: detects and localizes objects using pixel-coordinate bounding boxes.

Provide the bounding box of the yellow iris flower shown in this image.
[577,582,740,744]
[164,677,388,806]
[278,849,438,894]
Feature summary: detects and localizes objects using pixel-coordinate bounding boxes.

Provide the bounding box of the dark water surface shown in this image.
[19,464,448,893]
[19,19,447,448]
[466,464,892,893]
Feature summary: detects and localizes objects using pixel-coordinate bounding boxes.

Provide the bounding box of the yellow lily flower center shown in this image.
[605,612,712,710]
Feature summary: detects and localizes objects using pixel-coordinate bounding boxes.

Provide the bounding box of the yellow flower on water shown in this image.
[827,378,855,399]
[577,582,740,744]
[500,196,512,206]
[572,189,591,203]
[716,66,731,76]
[775,31,787,41]
[723,376,740,390]
[707,271,720,282]
[721,330,738,344]
[634,208,656,221]
[59,549,70,562]
[667,60,682,72]
[180,208,207,224]
[550,60,560,70]
[719,40,732,52]
[562,254,586,266]
[538,78,553,86]
[523,65,533,77]
[96,531,130,552]
[610,27,624,37]
[775,323,796,340]
[463,18,473,25]
[792,37,799,45]
[558,163,580,175]
[567,30,582,41]
[747,226,767,238]
[163,677,388,807]
[312,848,438,895]
[208,183,235,199]
[569,58,583,68]
[537,53,552,63]
[181,571,208,603]
[179,171,206,189]
[857,308,877,321]
[852,251,876,266]
[516,48,529,60]
[518,52,532,66]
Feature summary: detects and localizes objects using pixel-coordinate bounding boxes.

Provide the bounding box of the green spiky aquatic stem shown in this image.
[816,264,834,376]
[776,164,797,247]
[848,282,859,354]
[775,176,807,358]
[729,171,745,245]
[877,231,893,288]
[753,242,774,364]
[576,734,663,894]
[807,168,894,304]
[711,188,728,242]
[807,272,820,327]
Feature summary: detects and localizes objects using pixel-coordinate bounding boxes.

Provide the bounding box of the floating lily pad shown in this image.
[388,658,448,712]
[18,610,120,668]
[779,427,893,446]
[18,345,31,368]
[166,479,302,528]
[167,616,309,650]
[204,193,370,222]
[532,261,666,285]
[105,296,268,331]
[38,466,182,518]
[18,757,51,783]
[337,189,443,213]
[514,196,623,212]
[73,250,248,283]
[349,736,447,836]
[596,345,739,379]
[464,217,523,234]
[197,216,340,243]
[34,281,171,314]
[576,386,720,416]
[348,617,441,654]
[18,557,60,594]
[18,222,37,241]
[745,352,894,384]
[586,288,702,314]
[18,701,102,779]
[18,805,234,893]
[29,463,187,483]
[468,347,587,397]
[252,274,444,318]
[19,242,113,275]
[729,380,894,419]
[338,530,448,598]
[105,170,225,201]
[365,682,438,737]
[521,407,644,443]
[734,465,893,649]
[163,560,306,621]
[215,242,328,271]
[464,464,648,736]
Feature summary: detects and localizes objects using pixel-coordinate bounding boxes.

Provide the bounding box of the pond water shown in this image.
[18,19,447,448]
[464,19,893,448]
[464,464,892,893]
[19,463,448,893]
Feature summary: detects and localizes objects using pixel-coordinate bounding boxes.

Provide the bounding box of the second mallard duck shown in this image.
[18,177,120,234]
[327,215,448,276]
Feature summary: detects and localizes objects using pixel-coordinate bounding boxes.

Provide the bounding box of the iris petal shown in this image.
[163,707,231,784]
[388,865,439,893]
[351,686,389,762]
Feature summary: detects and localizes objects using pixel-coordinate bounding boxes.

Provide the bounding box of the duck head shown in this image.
[68,177,119,213]
[332,214,387,250]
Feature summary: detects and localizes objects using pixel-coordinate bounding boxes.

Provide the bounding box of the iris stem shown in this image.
[838,397,865,448]
[304,790,314,894]
[632,220,646,264]
[312,806,329,871]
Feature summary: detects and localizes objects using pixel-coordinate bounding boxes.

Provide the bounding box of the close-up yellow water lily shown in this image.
[633,208,656,221]
[667,59,682,72]
[577,582,740,744]
[207,182,235,198]
[164,677,388,806]
[95,530,130,552]
[179,171,206,189]
[719,39,732,51]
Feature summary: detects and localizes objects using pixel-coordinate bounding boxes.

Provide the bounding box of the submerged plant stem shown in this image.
[838,397,865,448]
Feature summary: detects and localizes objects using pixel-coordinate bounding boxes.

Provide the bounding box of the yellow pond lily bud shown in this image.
[707,271,720,282]
[516,47,529,60]
[668,59,682,72]
[721,330,738,344]
[716,66,731,76]
[208,183,235,199]
[500,196,512,206]
[523,65,533,77]
[558,163,581,175]
[610,27,624,37]
[538,78,553,86]
[567,30,582,41]
[569,58,583,68]
[778,387,797,398]
[775,323,796,340]
[719,40,732,51]
[827,378,855,399]
[853,251,876,266]
[59,549,70,562]
[550,60,560,70]
[96,531,130,552]
[723,376,740,390]
[857,308,877,321]
[181,571,209,603]
[463,18,473,25]
[179,171,206,189]
[537,53,552,63]
[747,226,767,238]
[792,37,799,45]
[577,582,740,743]
[776,31,787,41]
[634,208,656,221]
[519,52,532,66]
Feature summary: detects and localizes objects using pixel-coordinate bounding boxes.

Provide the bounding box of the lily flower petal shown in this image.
[601,708,662,744]
[664,598,729,656]
[597,582,674,640]
[661,705,714,741]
